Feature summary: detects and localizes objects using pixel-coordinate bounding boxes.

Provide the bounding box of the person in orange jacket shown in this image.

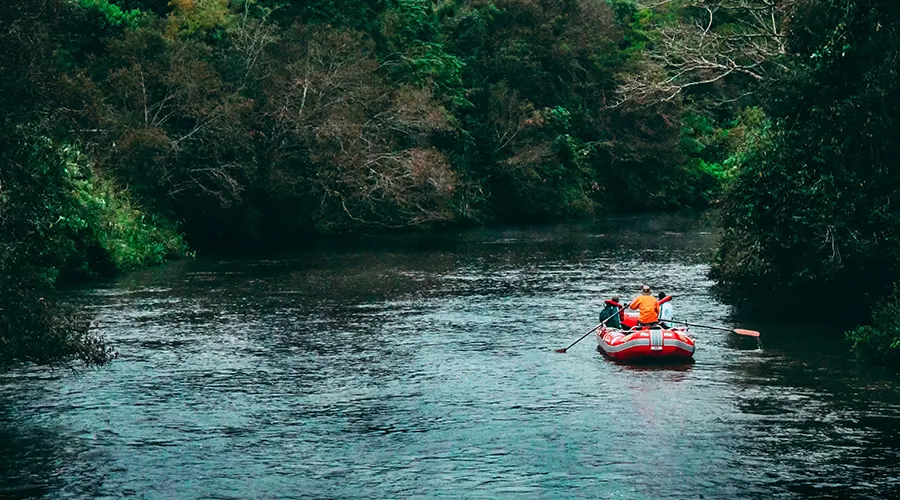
[629,284,659,327]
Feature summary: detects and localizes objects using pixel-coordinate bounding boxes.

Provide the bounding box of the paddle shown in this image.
[662,319,760,337]
[555,307,624,353]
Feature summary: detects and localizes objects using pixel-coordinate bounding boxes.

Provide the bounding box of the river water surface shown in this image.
[2,214,900,499]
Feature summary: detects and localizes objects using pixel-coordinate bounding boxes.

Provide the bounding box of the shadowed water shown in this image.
[2,213,899,499]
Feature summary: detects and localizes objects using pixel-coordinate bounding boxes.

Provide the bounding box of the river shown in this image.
[2,213,899,499]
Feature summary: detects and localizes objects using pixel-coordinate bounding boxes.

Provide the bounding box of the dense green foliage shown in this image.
[714,0,900,295]
[1,0,187,368]
[63,0,734,243]
[0,132,184,367]
[707,0,900,361]
[0,131,186,368]
[846,290,900,364]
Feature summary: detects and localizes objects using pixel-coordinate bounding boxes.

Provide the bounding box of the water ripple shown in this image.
[2,216,900,499]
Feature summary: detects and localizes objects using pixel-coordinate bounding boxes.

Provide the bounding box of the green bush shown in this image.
[1,132,100,368]
[0,132,187,369]
[24,140,190,281]
[70,156,191,273]
[847,293,900,364]
[77,0,142,29]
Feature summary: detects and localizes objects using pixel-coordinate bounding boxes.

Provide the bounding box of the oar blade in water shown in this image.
[733,328,760,337]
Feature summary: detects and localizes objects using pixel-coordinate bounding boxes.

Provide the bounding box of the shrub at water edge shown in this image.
[846,290,900,365]
[0,133,188,369]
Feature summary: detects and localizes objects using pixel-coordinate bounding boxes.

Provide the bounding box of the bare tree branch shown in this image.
[615,0,794,106]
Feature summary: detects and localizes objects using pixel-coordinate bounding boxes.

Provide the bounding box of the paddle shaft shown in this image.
[556,307,623,353]
[662,319,758,336]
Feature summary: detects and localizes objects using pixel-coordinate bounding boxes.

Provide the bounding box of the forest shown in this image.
[1,0,899,368]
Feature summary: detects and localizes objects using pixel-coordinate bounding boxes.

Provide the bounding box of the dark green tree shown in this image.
[713,0,900,301]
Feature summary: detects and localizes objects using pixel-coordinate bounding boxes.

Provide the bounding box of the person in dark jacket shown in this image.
[599,295,624,329]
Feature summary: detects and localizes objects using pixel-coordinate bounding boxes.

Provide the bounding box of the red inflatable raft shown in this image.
[596,311,696,362]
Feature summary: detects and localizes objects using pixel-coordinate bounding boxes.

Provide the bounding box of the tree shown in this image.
[615,0,793,105]
[259,25,461,231]
[0,0,112,369]
[711,0,900,303]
